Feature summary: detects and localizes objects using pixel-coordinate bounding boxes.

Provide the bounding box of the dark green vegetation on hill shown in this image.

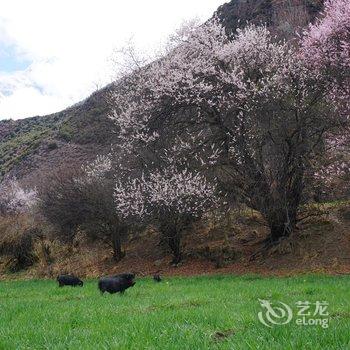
[0,115,60,179]
[0,275,349,349]
[0,90,115,183]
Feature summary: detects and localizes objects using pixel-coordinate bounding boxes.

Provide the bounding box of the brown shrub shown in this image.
[0,214,39,272]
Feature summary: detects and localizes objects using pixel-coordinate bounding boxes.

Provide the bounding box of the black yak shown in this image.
[153,274,162,282]
[98,273,135,294]
[57,274,83,287]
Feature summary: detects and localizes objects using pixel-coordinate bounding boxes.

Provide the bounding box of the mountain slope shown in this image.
[216,0,323,37]
[0,0,324,186]
[0,86,117,185]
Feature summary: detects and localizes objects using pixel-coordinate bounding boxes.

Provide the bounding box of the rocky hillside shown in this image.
[216,0,323,37]
[0,87,116,185]
[0,0,324,186]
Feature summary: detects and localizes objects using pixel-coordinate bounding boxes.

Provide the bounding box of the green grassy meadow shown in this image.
[0,275,349,349]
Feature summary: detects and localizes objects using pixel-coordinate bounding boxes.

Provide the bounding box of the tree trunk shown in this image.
[268,209,297,243]
[258,168,303,245]
[111,227,124,262]
[169,233,182,264]
[161,220,183,264]
[263,181,301,244]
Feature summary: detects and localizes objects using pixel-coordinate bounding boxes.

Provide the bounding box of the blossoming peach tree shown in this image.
[114,164,219,263]
[109,0,349,247]
[0,180,37,215]
[302,0,350,194]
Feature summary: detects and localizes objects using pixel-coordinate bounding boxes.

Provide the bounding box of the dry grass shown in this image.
[1,202,350,280]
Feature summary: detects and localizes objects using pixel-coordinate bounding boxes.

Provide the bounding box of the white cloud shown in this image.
[0,0,225,120]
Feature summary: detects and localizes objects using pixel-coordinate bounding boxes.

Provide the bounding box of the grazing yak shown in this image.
[57,274,84,287]
[153,274,162,282]
[98,273,136,294]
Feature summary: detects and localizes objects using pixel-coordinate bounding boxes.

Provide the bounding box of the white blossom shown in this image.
[0,180,37,214]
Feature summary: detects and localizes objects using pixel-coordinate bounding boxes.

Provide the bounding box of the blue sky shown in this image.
[0,0,226,120]
[0,44,30,73]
